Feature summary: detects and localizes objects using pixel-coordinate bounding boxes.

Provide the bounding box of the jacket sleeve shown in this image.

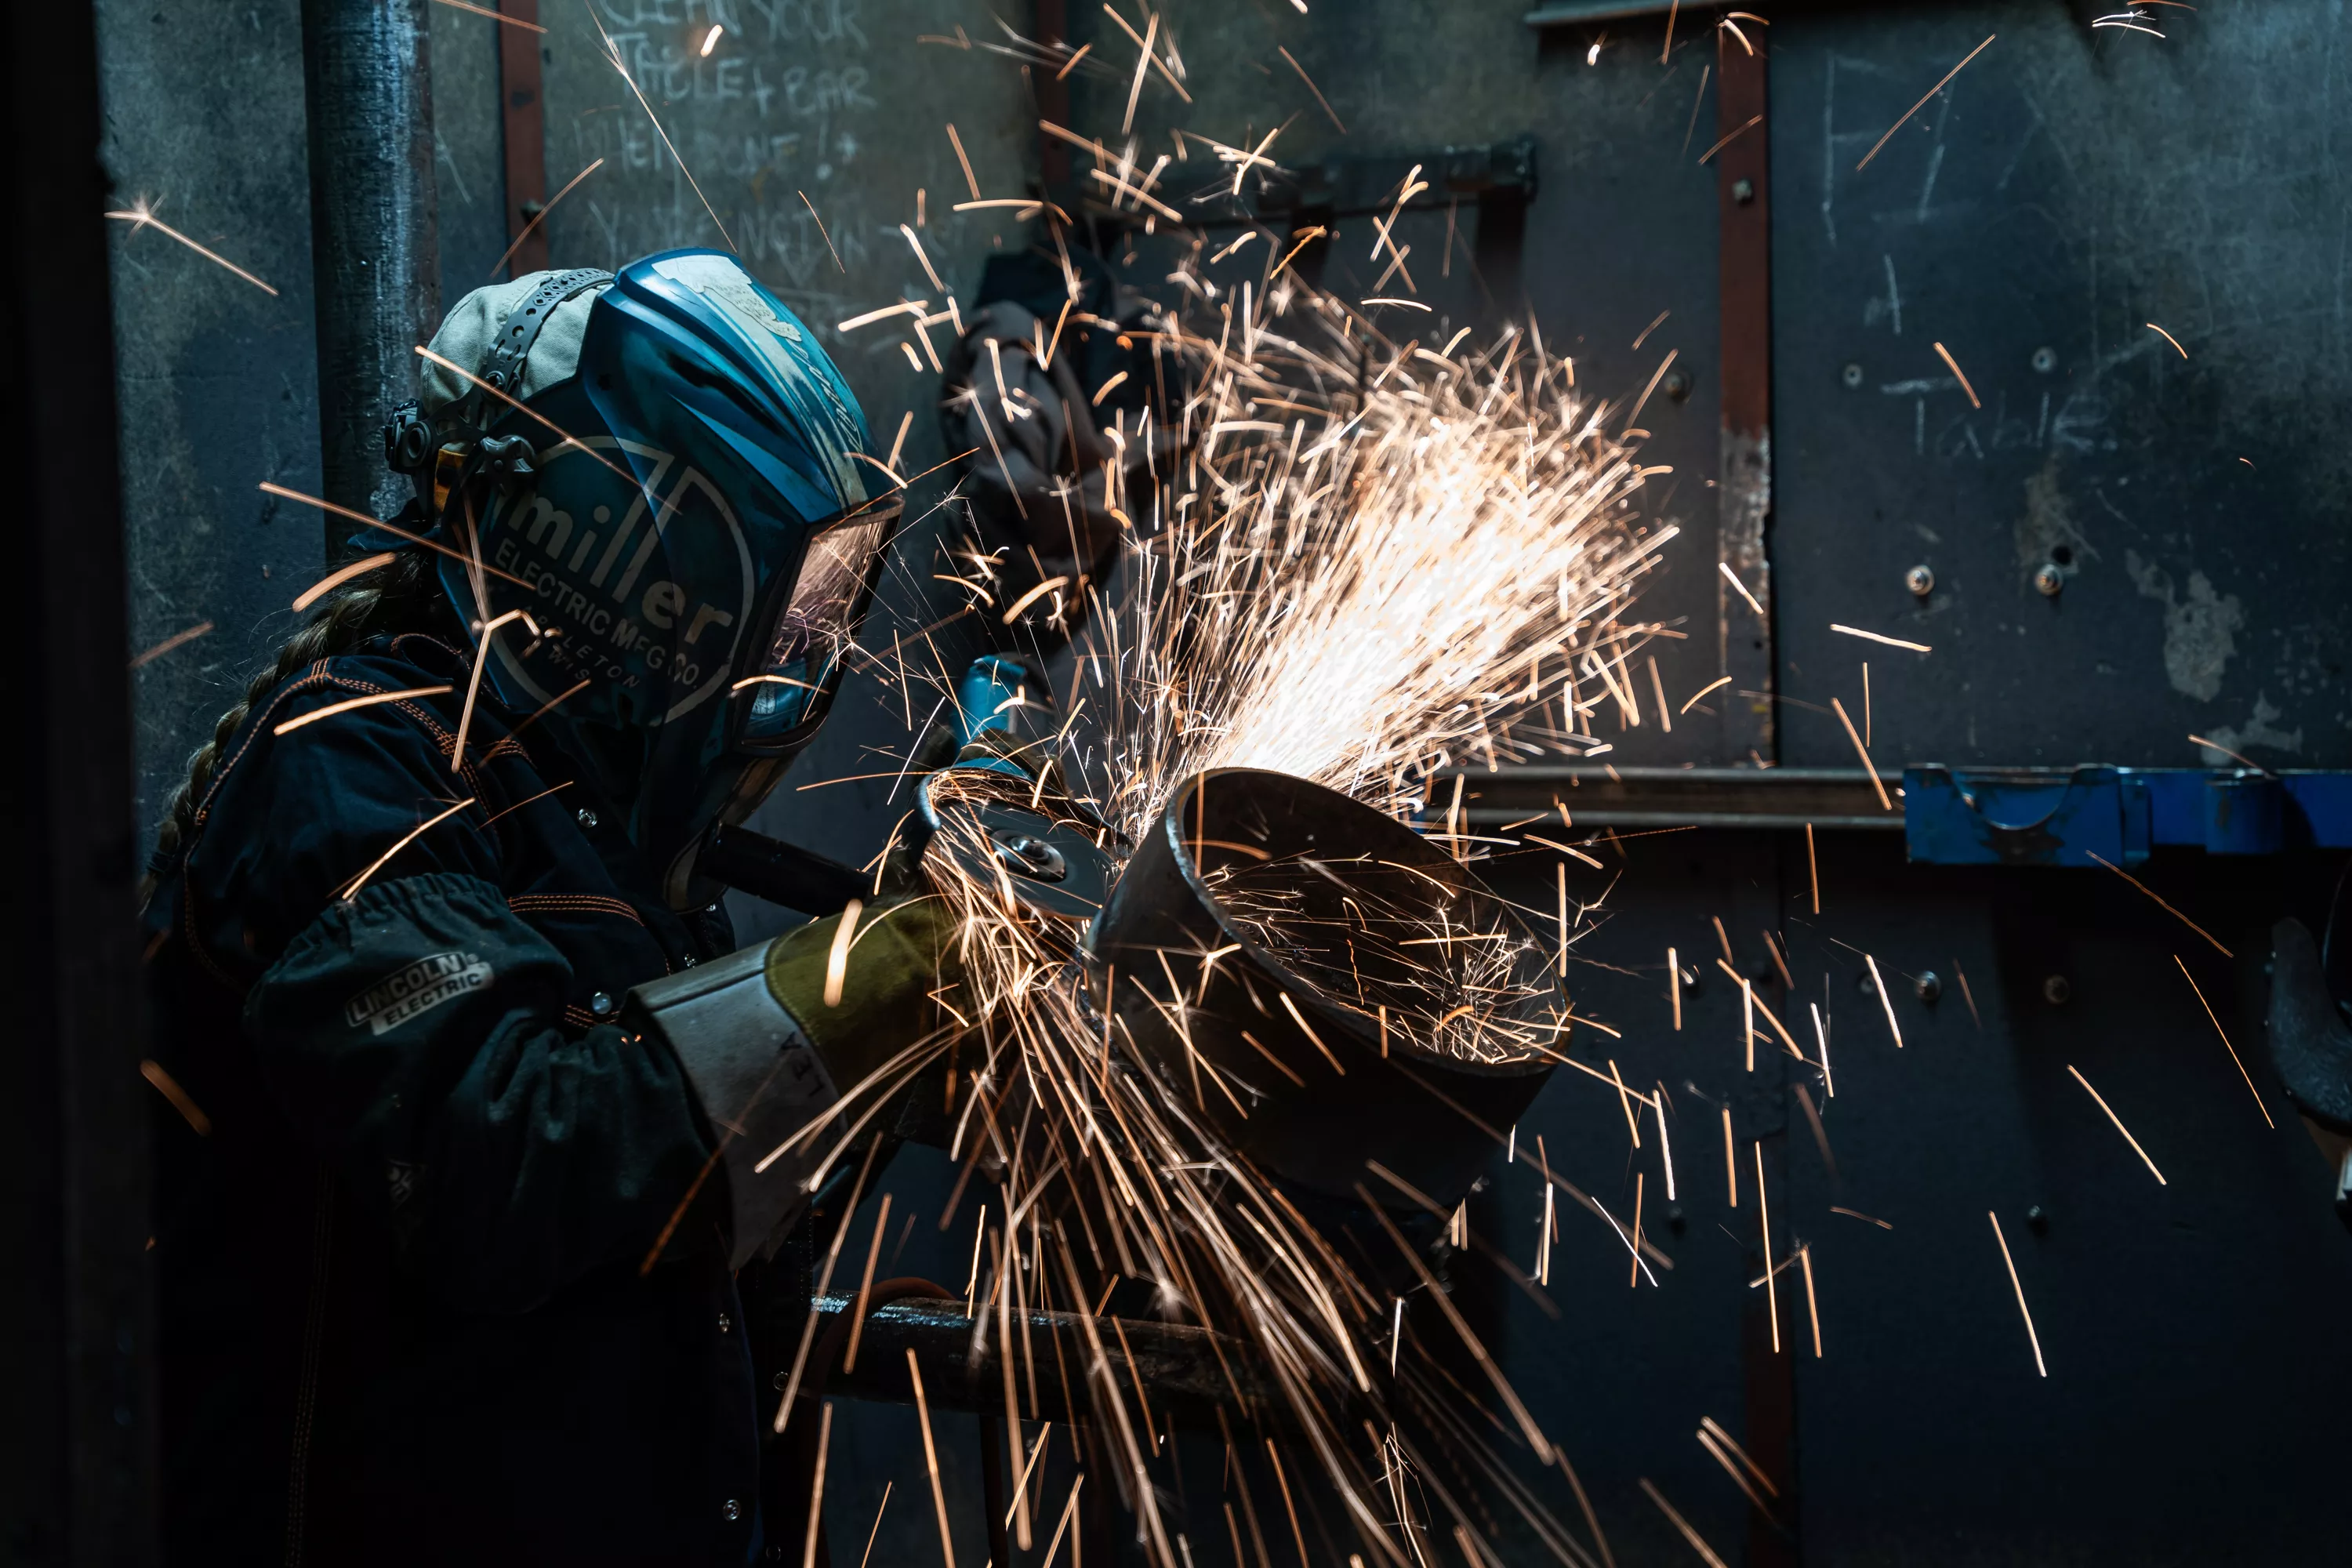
[244,873,719,1312]
[190,683,718,1313]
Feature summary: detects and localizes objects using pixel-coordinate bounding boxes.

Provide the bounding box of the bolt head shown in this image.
[2034,562,2066,597]
[1842,362,1865,390]
[1905,564,1936,597]
[2031,346,2057,374]
[1663,368,1693,402]
[1732,177,1755,204]
[2042,974,2071,1006]
[1915,970,1943,1003]
[2027,1204,2050,1233]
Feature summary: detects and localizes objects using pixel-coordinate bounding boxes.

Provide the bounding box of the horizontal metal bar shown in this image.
[1524,0,1679,26]
[1436,767,1904,831]
[805,1290,1268,1429]
[1428,764,2352,857]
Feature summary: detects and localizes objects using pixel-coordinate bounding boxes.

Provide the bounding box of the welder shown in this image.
[142,253,964,1566]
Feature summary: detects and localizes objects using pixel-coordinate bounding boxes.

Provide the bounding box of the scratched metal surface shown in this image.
[1770,0,2352,772]
[99,0,326,831]
[100,0,516,832]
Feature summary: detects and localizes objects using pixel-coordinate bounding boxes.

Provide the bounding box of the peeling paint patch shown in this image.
[2127,550,2243,702]
[2198,692,2303,761]
[2016,458,2096,582]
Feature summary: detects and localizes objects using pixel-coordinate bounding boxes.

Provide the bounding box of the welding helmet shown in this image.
[387,252,902,906]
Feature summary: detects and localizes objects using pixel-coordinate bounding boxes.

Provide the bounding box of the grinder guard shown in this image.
[1087,768,1561,1207]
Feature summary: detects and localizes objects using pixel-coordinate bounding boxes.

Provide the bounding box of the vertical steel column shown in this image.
[0,0,151,1559]
[1715,27,1776,764]
[301,0,440,545]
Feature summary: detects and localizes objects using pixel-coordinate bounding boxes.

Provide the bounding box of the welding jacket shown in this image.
[143,629,785,1567]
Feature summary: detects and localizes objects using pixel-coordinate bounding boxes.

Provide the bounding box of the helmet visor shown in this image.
[731,497,903,752]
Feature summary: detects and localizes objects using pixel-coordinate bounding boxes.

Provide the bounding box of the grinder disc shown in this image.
[918,764,1120,931]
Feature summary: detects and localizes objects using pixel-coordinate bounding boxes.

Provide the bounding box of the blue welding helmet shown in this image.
[426,251,902,906]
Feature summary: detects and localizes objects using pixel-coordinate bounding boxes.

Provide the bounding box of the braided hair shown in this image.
[144,547,448,898]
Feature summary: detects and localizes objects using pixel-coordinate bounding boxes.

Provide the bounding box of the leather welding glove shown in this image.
[620,895,967,1269]
[762,893,967,1083]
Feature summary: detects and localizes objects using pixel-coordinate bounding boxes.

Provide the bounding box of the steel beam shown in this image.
[301,0,439,541]
[0,0,151,1556]
[805,1291,1269,1432]
[1439,766,1901,830]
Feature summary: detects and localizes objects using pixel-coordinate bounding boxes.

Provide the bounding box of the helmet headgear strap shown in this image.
[382,267,611,491]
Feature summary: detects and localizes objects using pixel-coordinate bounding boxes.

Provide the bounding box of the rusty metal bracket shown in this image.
[1715,24,1776,764]
[496,0,547,278]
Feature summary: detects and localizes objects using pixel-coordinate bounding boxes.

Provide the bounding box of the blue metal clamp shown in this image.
[1903,766,2352,866]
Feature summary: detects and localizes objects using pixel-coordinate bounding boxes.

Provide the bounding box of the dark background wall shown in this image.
[92,2,2352,1563]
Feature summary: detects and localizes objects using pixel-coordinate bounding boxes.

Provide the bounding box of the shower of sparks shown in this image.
[130,620,215,669]
[107,204,279,295]
[140,1058,212,1136]
[337,797,477,902]
[1695,114,1763,167]
[271,684,453,737]
[1641,1478,1729,1568]
[855,1482,894,1568]
[1831,622,1932,653]
[1857,34,1998,172]
[907,1348,959,1568]
[292,551,395,612]
[1278,45,1345,132]
[800,192,847,272]
[1866,953,1904,1048]
[1680,673,1731,713]
[432,0,546,27]
[1932,341,1980,408]
[591,10,735,251]
[946,123,983,201]
[1831,697,1893,811]
[2187,731,2267,773]
[2066,1065,2167,1185]
[2173,954,2273,1127]
[2085,851,2232,956]
[1798,1245,1824,1358]
[802,1401,834,1568]
[1989,1210,2048,1376]
[1719,560,1765,616]
[784,143,1677,1553]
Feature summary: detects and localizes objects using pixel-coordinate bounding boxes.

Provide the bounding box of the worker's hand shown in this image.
[625,895,970,1266]
[763,893,968,1103]
[953,724,1061,784]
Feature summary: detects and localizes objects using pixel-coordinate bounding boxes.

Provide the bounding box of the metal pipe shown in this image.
[301,0,439,546]
[807,1290,1269,1430]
